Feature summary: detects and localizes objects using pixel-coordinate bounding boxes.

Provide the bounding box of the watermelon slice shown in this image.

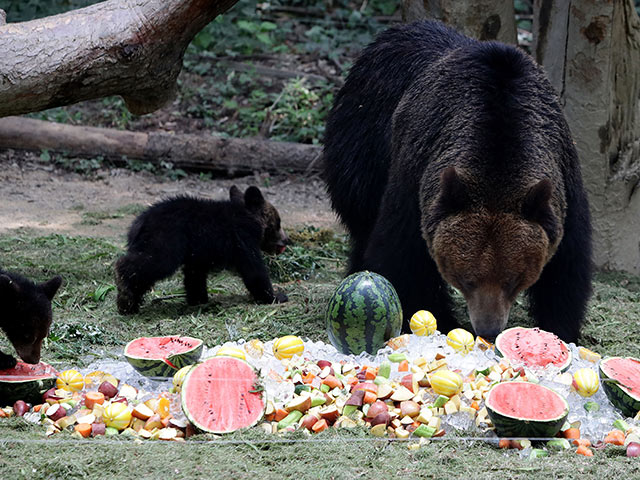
[485,381,569,438]
[124,336,203,377]
[495,327,571,372]
[600,357,640,418]
[181,356,265,433]
[0,361,58,405]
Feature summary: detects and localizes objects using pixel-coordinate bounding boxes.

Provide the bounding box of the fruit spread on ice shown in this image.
[1,323,640,458]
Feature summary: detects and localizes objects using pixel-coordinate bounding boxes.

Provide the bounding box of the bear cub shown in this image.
[0,270,62,369]
[115,185,289,314]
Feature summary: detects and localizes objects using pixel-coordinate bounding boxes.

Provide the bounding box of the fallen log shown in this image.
[0,117,322,176]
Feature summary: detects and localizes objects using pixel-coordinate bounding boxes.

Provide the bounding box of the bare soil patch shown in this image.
[0,149,339,241]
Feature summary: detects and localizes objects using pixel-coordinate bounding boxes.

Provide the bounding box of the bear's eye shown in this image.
[458,279,476,291]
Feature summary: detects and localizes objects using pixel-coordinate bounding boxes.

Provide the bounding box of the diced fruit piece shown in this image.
[74,423,92,438]
[132,403,155,421]
[285,395,312,413]
[98,381,119,399]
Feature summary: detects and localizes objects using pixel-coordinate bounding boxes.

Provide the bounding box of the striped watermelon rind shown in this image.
[181,356,265,434]
[326,271,403,355]
[124,336,203,377]
[495,327,572,372]
[0,361,58,405]
[599,357,640,418]
[485,381,569,438]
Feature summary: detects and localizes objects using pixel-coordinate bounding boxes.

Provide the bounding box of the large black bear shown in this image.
[323,21,592,342]
[0,270,62,369]
[115,186,289,314]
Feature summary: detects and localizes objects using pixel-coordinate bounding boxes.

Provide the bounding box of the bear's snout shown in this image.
[465,286,512,341]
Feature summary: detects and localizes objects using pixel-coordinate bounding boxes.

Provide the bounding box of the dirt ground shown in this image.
[0,149,340,242]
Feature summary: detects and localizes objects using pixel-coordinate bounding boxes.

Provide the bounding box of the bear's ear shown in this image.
[229,185,244,205]
[436,167,470,215]
[0,274,20,298]
[522,178,558,243]
[40,275,62,301]
[244,186,265,212]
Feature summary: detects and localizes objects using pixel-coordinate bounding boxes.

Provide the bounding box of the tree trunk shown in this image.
[534,0,640,274]
[0,0,238,117]
[0,117,322,176]
[402,0,517,44]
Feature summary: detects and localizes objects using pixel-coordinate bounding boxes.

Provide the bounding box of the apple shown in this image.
[319,405,340,424]
[42,388,61,402]
[285,395,312,413]
[369,411,391,427]
[98,381,119,399]
[300,413,320,430]
[317,360,332,370]
[13,400,29,417]
[45,404,67,422]
[366,400,389,419]
[144,413,163,431]
[345,390,365,406]
[132,403,155,421]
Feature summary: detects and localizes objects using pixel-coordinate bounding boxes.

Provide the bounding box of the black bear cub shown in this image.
[115,185,289,314]
[0,270,62,369]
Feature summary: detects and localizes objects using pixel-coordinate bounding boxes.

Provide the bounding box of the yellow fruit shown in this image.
[578,347,601,363]
[430,369,463,397]
[103,402,132,431]
[215,345,247,361]
[446,328,475,354]
[244,339,264,358]
[84,370,118,388]
[171,365,192,393]
[56,369,85,392]
[410,310,437,336]
[273,335,304,360]
[572,368,600,397]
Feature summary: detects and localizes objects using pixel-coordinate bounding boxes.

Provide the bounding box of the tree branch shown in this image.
[0,0,239,117]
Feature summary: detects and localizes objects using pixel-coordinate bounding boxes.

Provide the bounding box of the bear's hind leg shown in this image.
[115,253,177,314]
[183,263,209,305]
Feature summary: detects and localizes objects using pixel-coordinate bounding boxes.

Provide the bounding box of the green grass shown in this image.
[1,228,640,478]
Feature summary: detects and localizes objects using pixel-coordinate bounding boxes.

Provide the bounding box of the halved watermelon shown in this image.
[599,357,640,418]
[0,361,58,405]
[181,356,265,433]
[486,381,569,438]
[495,327,571,372]
[124,336,203,377]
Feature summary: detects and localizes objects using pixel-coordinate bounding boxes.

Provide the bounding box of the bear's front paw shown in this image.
[0,352,18,370]
[275,291,288,303]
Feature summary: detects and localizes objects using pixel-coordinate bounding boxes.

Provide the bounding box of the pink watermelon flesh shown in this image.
[496,327,570,369]
[488,382,567,421]
[181,356,264,434]
[601,357,640,396]
[126,336,200,359]
[0,361,58,380]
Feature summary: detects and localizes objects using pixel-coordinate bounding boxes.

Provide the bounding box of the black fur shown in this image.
[115,186,289,314]
[0,270,62,369]
[322,21,592,342]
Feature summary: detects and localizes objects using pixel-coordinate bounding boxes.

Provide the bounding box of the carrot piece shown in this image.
[274,408,289,422]
[573,437,591,447]
[302,372,316,385]
[84,391,105,410]
[470,401,480,411]
[362,391,377,404]
[604,429,625,446]
[563,427,581,440]
[322,375,343,390]
[161,415,173,428]
[398,360,409,372]
[347,377,359,388]
[74,423,92,438]
[32,404,43,413]
[0,409,7,418]
[311,418,328,433]
[576,445,593,457]
[364,368,377,381]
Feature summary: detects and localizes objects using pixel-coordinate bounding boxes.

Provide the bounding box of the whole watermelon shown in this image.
[326,271,402,355]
